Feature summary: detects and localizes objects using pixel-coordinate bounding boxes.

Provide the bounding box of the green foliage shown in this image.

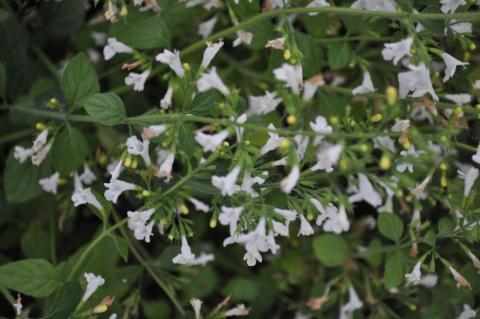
[110,16,171,49]
[313,234,350,267]
[378,213,404,242]
[52,126,89,175]
[384,251,408,289]
[84,93,127,125]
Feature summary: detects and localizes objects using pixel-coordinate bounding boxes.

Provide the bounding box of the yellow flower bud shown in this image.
[142,190,150,197]
[183,63,190,71]
[119,5,128,16]
[124,157,132,168]
[58,178,66,185]
[283,49,291,60]
[401,138,410,150]
[223,141,230,147]
[168,234,174,241]
[405,194,412,202]
[360,144,369,153]
[286,115,296,125]
[99,154,108,166]
[330,116,339,125]
[245,140,250,145]
[469,42,476,51]
[440,163,447,170]
[371,114,382,122]
[307,212,314,221]
[386,86,397,106]
[440,176,447,188]
[379,154,391,170]
[131,159,138,170]
[180,203,189,215]
[279,139,290,151]
[289,58,297,65]
[440,135,448,142]
[93,305,108,314]
[339,158,348,171]
[210,219,217,228]
[464,51,470,61]
[35,122,46,131]
[454,106,463,115]
[395,190,403,198]
[47,97,60,108]
[410,47,416,54]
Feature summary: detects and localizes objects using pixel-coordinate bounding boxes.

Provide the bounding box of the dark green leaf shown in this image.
[4,150,43,203]
[378,213,404,242]
[328,43,353,70]
[110,16,170,49]
[188,90,220,116]
[0,259,60,297]
[313,234,350,267]
[384,251,407,289]
[52,126,89,175]
[424,230,436,247]
[110,234,129,262]
[418,7,445,35]
[0,61,6,98]
[21,223,50,260]
[37,0,85,39]
[0,9,10,22]
[84,93,127,126]
[295,32,324,78]
[61,53,99,108]
[42,281,82,319]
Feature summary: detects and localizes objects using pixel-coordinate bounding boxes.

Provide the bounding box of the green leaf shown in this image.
[42,281,82,319]
[0,61,6,98]
[0,8,10,23]
[37,0,85,39]
[328,43,353,70]
[52,126,89,175]
[378,213,404,242]
[0,259,61,297]
[4,150,44,203]
[312,234,350,267]
[84,93,127,126]
[61,53,99,108]
[364,239,383,268]
[21,223,50,260]
[177,123,196,158]
[110,234,129,262]
[295,32,324,78]
[418,7,445,35]
[110,16,170,49]
[384,251,407,289]
[188,90,220,116]
[424,230,437,247]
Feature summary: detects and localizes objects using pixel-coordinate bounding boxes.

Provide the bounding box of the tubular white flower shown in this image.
[104,179,136,203]
[391,119,410,132]
[261,124,286,155]
[187,197,210,213]
[14,146,34,163]
[348,174,382,207]
[82,273,105,302]
[398,63,438,101]
[352,71,376,95]
[160,86,173,110]
[124,70,149,92]
[457,304,476,319]
[197,67,230,96]
[265,37,285,50]
[224,304,250,317]
[78,165,96,185]
[381,37,413,65]
[190,298,202,319]
[198,16,217,39]
[307,0,330,15]
[212,165,241,196]
[172,236,196,264]
[444,93,471,105]
[155,49,185,77]
[405,261,422,285]
[201,40,224,68]
[273,63,303,94]
[440,0,466,13]
[280,166,300,194]
[103,37,132,61]
[142,124,167,140]
[126,136,151,166]
[241,171,266,198]
[442,53,468,82]
[350,0,396,11]
[31,144,52,166]
[39,172,60,195]
[302,75,325,101]
[219,206,243,240]
[311,143,343,172]
[410,176,431,199]
[72,175,103,210]
[274,208,297,223]
[33,129,49,153]
[247,91,282,115]
[233,30,253,47]
[298,214,314,236]
[339,286,363,319]
[310,116,332,145]
[195,130,229,152]
[458,167,479,197]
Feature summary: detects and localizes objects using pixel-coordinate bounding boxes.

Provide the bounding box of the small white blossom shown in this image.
[440,0,466,13]
[233,30,253,47]
[302,75,325,101]
[381,37,413,65]
[13,297,22,316]
[274,208,297,223]
[219,206,243,242]
[311,199,350,234]
[391,119,410,132]
[155,150,175,181]
[442,53,468,82]
[212,165,241,196]
[457,304,476,319]
[14,146,34,163]
[190,298,202,319]
[350,0,396,10]
[298,214,314,236]
[224,304,250,317]
[195,130,229,152]
[247,91,282,115]
[261,124,286,155]
[72,175,103,210]
[172,236,196,264]
[280,166,300,194]
[142,124,167,140]
[445,93,471,105]
[39,172,60,194]
[197,67,230,96]
[82,273,105,302]
[124,70,149,91]
[405,261,422,285]
[127,209,155,243]
[448,20,472,34]
[104,179,136,203]
[265,37,286,50]
[273,63,303,94]
[352,71,376,95]
[458,167,478,197]
[103,37,132,61]
[155,49,184,77]
[398,63,438,101]
[31,144,52,166]
[348,174,382,207]
[126,136,151,166]
[241,171,266,198]
[339,286,363,319]
[187,197,210,212]
[311,143,343,172]
[373,136,396,152]
[306,0,330,15]
[310,116,332,145]
[410,176,431,199]
[198,16,217,39]
[159,86,173,109]
[201,40,223,68]
[472,145,480,164]
[33,129,49,153]
[79,165,96,185]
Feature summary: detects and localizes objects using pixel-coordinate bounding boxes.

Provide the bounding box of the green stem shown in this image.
[66,219,128,281]
[0,129,32,145]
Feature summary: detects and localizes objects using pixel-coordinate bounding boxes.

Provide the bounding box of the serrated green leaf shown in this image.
[378,213,404,242]
[52,126,89,175]
[328,43,353,70]
[0,259,61,298]
[313,234,350,267]
[84,93,126,126]
[189,90,220,116]
[61,53,99,108]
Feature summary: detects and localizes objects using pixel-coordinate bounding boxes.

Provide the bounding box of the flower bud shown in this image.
[286,115,296,125]
[283,49,291,60]
[371,114,382,122]
[386,86,397,106]
[379,154,391,170]
[35,122,46,131]
[93,305,108,314]
[124,157,132,168]
[180,203,189,215]
[210,219,217,228]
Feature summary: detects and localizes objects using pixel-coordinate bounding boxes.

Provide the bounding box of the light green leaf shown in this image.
[384,251,407,289]
[378,213,404,242]
[312,234,350,267]
[110,234,129,263]
[52,126,89,175]
[0,259,61,298]
[84,93,127,126]
[188,90,220,116]
[61,53,99,108]
[328,43,353,70]
[110,16,170,50]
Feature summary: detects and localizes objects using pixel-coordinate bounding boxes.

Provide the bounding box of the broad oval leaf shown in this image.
[84,93,126,126]
[313,234,350,267]
[378,213,404,242]
[51,126,89,175]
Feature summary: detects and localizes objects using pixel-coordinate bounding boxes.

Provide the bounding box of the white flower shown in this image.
[31,144,52,166]
[127,209,155,243]
[188,253,215,266]
[159,86,173,110]
[104,179,136,203]
[448,20,472,34]
[311,143,343,172]
[201,40,223,68]
[472,145,480,164]
[348,174,382,207]
[298,214,314,236]
[126,136,151,166]
[124,70,149,91]
[142,124,167,140]
[155,150,175,181]
[219,206,243,240]
[352,71,376,95]
[272,220,290,237]
[82,273,105,301]
[195,130,229,152]
[197,67,230,96]
[442,53,468,82]
[307,0,330,15]
[273,63,303,94]
[410,176,431,199]
[72,176,103,210]
[190,298,202,319]
[103,37,132,61]
[109,161,123,181]
[391,119,410,132]
[224,304,250,317]
[458,167,478,197]
[39,172,60,194]
[445,93,471,105]
[247,91,282,115]
[274,208,297,223]
[440,0,466,13]
[294,135,310,160]
[265,37,285,50]
[302,75,325,101]
[187,197,210,212]
[373,136,396,152]
[310,116,332,145]
[350,0,396,11]
[198,16,217,39]
[405,261,422,285]
[281,166,300,194]
[396,146,420,173]
[339,286,363,319]
[381,37,413,65]
[311,199,350,234]
[241,171,266,198]
[261,124,286,155]
[79,165,96,185]
[13,297,22,316]
[172,236,196,264]
[155,49,184,77]
[457,304,476,319]
[33,129,49,153]
[449,266,471,289]
[212,165,241,196]
[14,146,34,163]
[398,63,438,101]
[233,30,253,47]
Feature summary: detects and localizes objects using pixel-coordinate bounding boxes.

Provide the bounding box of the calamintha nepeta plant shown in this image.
[0,0,480,318]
